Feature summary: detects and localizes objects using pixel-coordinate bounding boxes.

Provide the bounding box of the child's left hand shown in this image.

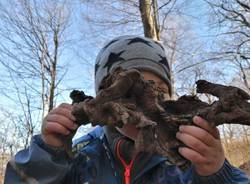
[176,115,225,176]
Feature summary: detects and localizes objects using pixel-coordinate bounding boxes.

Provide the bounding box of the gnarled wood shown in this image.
[70,67,250,169]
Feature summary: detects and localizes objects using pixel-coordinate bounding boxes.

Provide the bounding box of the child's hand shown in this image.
[41,103,78,148]
[176,116,225,176]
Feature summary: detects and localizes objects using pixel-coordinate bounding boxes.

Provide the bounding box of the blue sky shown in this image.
[1,0,229,104]
[0,0,226,106]
[61,0,214,96]
[0,0,239,135]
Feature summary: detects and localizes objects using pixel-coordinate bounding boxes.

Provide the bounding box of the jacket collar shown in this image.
[133,154,167,182]
[102,126,170,182]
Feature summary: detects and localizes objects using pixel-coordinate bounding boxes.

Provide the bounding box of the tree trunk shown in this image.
[139,0,160,41]
[48,30,59,112]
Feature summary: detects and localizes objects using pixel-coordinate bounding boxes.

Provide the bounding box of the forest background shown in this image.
[0,0,250,182]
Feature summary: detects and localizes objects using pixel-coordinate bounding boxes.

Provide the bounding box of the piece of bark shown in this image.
[64,90,93,157]
[70,67,250,169]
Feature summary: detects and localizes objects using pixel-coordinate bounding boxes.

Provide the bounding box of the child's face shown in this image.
[141,70,171,101]
[116,70,170,141]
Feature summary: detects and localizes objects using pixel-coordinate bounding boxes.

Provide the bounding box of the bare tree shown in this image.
[204,0,250,149]
[79,0,187,44]
[0,0,71,115]
[0,108,27,179]
[80,0,209,97]
[206,0,250,91]
[0,1,72,178]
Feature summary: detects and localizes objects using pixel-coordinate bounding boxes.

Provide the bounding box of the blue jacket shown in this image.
[4,126,250,184]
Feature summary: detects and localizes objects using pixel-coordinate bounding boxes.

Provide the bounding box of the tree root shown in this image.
[70,67,250,169]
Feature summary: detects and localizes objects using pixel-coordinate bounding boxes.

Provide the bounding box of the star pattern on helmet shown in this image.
[154,41,165,51]
[103,39,119,50]
[158,54,170,70]
[127,37,153,48]
[104,51,125,71]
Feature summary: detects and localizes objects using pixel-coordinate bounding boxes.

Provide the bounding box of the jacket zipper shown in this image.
[116,139,138,184]
[124,164,132,184]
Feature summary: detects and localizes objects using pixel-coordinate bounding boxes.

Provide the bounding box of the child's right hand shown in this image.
[41,103,78,148]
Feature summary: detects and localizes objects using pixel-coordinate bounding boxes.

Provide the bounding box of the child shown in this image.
[5,35,249,183]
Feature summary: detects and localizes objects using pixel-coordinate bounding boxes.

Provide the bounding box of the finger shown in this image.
[178,147,207,165]
[50,107,76,121]
[176,132,209,155]
[58,103,73,110]
[193,116,220,139]
[179,125,217,147]
[46,114,78,130]
[45,122,71,136]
